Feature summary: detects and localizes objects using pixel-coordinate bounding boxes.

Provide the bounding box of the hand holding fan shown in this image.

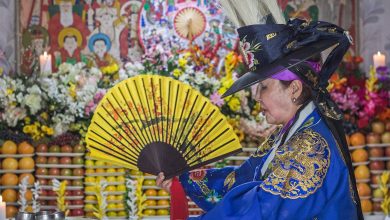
[86,75,242,178]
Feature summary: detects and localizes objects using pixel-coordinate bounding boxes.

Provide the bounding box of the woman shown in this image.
[156,7,363,220]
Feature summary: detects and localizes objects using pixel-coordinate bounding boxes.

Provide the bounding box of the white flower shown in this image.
[3,106,27,127]
[24,93,42,114]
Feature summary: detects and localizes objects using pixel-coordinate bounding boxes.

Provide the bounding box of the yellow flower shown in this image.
[23,125,32,133]
[227,97,241,112]
[69,83,77,99]
[173,69,183,77]
[24,117,31,124]
[40,112,49,120]
[178,58,187,68]
[101,63,119,75]
[6,89,13,95]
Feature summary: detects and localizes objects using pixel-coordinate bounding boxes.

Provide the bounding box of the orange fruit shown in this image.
[351,149,368,163]
[19,157,35,170]
[350,132,366,146]
[157,199,170,206]
[357,183,371,197]
[19,173,35,185]
[145,200,157,206]
[2,158,18,170]
[354,165,370,180]
[1,173,19,186]
[361,199,372,213]
[145,189,157,196]
[1,140,17,154]
[6,206,18,218]
[18,141,34,154]
[1,189,18,202]
[25,189,33,201]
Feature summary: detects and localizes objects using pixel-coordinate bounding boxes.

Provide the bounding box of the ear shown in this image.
[289,80,303,98]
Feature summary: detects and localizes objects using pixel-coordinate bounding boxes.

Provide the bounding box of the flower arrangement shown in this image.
[329,55,390,131]
[126,175,146,220]
[18,175,30,212]
[52,179,69,215]
[93,180,108,220]
[32,181,41,213]
[379,171,390,217]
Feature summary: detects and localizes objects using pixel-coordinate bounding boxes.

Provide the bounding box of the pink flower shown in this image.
[210,92,224,107]
[239,41,255,69]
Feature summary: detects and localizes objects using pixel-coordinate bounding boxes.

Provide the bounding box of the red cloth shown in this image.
[170,177,189,220]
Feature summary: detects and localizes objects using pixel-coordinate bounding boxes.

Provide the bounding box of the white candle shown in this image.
[39,51,52,74]
[0,196,6,220]
[373,51,386,69]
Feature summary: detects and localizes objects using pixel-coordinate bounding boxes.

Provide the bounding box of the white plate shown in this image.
[0,154,34,158]
[348,145,366,150]
[85,172,126,177]
[367,143,390,148]
[36,152,84,157]
[129,175,156,180]
[84,165,123,169]
[146,206,170,209]
[35,175,84,180]
[369,157,390,161]
[372,198,384,202]
[36,164,84,168]
[85,191,126,196]
[146,196,170,200]
[84,200,123,204]
[370,184,390,188]
[84,181,125,186]
[370,170,386,175]
[40,196,84,200]
[0,169,34,174]
[0,185,33,190]
[142,186,161,190]
[40,185,83,190]
[84,208,126,212]
[41,205,84,210]
[352,161,369,166]
[356,179,370,183]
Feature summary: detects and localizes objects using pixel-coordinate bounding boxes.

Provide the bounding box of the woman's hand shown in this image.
[156,172,173,193]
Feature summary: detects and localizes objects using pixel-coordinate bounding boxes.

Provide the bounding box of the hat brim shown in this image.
[221,39,339,98]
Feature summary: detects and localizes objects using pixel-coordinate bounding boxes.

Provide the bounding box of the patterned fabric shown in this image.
[179,106,359,219]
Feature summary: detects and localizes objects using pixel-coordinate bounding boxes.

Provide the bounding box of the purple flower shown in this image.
[210,92,224,107]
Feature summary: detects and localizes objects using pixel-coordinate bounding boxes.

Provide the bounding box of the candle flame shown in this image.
[44,51,48,56]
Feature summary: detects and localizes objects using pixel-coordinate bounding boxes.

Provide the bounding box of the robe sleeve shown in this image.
[179,157,258,211]
[185,129,358,219]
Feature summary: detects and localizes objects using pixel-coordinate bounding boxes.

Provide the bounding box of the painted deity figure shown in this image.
[54,27,87,67]
[87,33,117,69]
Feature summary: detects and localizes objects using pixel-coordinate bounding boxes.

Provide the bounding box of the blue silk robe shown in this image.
[179,106,359,219]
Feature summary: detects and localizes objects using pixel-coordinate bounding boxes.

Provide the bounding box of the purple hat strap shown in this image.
[271,61,321,81]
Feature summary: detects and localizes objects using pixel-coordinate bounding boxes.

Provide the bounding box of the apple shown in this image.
[60,145,73,153]
[371,121,385,134]
[72,157,84,165]
[387,161,390,170]
[381,131,390,143]
[72,168,84,176]
[72,200,84,206]
[73,144,85,153]
[36,168,48,175]
[72,179,83,187]
[366,133,381,144]
[40,190,48,196]
[369,161,385,170]
[372,188,384,198]
[72,190,83,197]
[70,209,84,216]
[59,157,72,164]
[64,190,72,197]
[49,145,60,153]
[385,147,390,157]
[373,202,382,212]
[47,156,59,164]
[47,190,56,196]
[48,200,57,206]
[38,178,48,185]
[385,120,390,131]
[48,168,60,176]
[371,175,380,184]
[368,147,384,157]
[61,168,72,176]
[36,156,47,164]
[40,200,48,206]
[36,143,48,153]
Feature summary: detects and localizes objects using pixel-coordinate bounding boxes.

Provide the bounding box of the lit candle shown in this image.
[0,195,6,220]
[373,51,386,69]
[39,51,52,74]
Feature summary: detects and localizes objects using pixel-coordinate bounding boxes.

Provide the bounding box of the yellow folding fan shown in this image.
[86,75,242,178]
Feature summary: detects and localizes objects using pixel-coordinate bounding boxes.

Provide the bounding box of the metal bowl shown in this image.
[52,211,65,220]
[35,211,54,220]
[16,212,35,220]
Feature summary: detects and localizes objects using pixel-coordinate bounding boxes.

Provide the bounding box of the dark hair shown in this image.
[64,35,77,43]
[279,80,313,105]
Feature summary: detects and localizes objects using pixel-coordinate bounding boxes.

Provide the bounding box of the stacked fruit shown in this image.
[35,143,85,217]
[130,170,170,217]
[84,157,127,218]
[348,120,390,215]
[0,140,35,218]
